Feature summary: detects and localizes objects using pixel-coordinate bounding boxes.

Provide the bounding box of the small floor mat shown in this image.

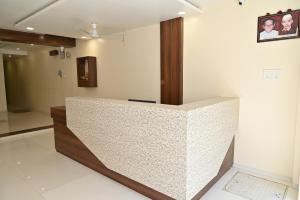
[224,172,288,200]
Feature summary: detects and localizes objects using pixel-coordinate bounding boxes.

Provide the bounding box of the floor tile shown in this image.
[23,129,55,151]
[0,136,55,164]
[14,152,94,192]
[43,173,150,200]
[0,111,52,135]
[0,162,45,200]
[202,188,247,200]
[0,129,298,200]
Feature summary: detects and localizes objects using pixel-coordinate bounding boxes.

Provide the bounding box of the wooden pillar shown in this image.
[160,17,183,105]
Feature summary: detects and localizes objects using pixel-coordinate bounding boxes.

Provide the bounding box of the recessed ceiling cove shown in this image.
[0,0,203,38]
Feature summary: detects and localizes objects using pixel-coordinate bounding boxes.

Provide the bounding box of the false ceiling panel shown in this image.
[0,0,204,38]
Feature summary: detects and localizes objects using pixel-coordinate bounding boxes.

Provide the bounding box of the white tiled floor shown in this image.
[0,112,53,135]
[0,129,298,200]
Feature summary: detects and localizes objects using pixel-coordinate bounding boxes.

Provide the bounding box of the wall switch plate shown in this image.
[263,69,281,80]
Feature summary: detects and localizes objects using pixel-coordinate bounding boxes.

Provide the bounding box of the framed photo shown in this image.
[257,10,300,43]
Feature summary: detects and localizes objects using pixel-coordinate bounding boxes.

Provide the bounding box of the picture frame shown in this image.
[257,10,300,43]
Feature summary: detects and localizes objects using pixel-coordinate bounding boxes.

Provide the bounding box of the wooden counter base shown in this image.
[51,106,234,200]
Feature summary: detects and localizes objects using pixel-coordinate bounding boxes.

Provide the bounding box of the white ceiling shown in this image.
[0,0,205,38]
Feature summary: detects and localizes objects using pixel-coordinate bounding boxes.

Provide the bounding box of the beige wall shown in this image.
[0,54,7,112]
[11,0,300,184]
[15,24,160,113]
[72,24,160,102]
[3,56,30,111]
[13,50,74,113]
[184,0,300,182]
[293,85,300,185]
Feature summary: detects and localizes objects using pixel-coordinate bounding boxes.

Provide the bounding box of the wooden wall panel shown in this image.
[0,28,76,48]
[160,17,183,105]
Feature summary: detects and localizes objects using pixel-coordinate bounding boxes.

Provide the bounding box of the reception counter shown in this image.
[51,97,239,200]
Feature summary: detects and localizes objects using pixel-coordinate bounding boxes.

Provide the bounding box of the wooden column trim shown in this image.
[160,17,183,105]
[0,28,76,48]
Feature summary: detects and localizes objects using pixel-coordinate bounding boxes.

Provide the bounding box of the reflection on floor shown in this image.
[0,129,298,200]
[0,112,53,136]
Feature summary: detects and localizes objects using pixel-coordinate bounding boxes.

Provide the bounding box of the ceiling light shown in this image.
[16,48,20,51]
[81,36,87,39]
[178,11,186,15]
[26,27,34,31]
[30,44,34,46]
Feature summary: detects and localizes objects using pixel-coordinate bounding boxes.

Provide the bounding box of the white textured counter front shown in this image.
[66,97,239,200]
